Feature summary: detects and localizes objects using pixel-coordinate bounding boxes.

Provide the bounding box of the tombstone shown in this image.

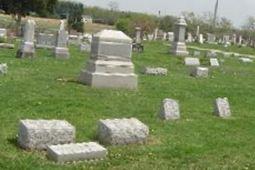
[153,28,158,40]
[47,142,107,163]
[239,57,253,63]
[232,34,237,44]
[80,42,91,52]
[171,16,189,56]
[163,32,167,40]
[167,32,174,42]
[196,25,200,40]
[79,30,138,89]
[159,98,180,120]
[207,33,216,44]
[190,67,209,77]
[238,35,242,45]
[142,67,167,76]
[207,51,217,58]
[0,28,7,39]
[223,35,230,45]
[187,33,193,42]
[68,34,79,45]
[184,57,200,66]
[36,33,55,49]
[135,27,142,44]
[193,51,201,57]
[55,20,70,59]
[214,97,231,118]
[0,63,7,74]
[18,119,75,150]
[199,34,204,44]
[148,34,154,41]
[210,58,220,67]
[97,118,149,145]
[16,20,36,58]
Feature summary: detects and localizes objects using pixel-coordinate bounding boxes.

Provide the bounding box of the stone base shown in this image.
[172,42,189,56]
[16,42,35,58]
[79,70,137,89]
[55,47,70,59]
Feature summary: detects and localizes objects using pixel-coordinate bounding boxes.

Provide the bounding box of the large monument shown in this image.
[171,16,189,56]
[17,20,36,58]
[79,30,138,89]
[55,20,69,59]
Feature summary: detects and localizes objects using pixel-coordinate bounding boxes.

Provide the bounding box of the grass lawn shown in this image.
[189,42,255,56]
[1,41,255,169]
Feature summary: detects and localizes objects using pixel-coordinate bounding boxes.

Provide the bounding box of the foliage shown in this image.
[159,15,176,32]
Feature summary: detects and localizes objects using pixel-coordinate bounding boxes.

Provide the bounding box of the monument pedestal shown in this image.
[172,42,188,56]
[16,41,35,58]
[55,47,69,59]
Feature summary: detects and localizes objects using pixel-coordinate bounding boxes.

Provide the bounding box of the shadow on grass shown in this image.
[7,137,20,149]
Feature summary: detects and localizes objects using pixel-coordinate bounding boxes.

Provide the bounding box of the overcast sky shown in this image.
[76,0,255,27]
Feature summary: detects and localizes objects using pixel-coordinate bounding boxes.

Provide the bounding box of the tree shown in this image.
[159,15,175,32]
[108,1,119,11]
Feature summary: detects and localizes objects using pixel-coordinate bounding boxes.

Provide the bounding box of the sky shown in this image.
[75,0,255,27]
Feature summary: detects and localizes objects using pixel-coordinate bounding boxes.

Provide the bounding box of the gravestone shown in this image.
[207,51,217,58]
[190,67,208,77]
[167,32,174,42]
[240,57,253,63]
[0,63,7,74]
[196,25,200,40]
[214,97,231,118]
[16,20,36,58]
[163,32,167,40]
[97,118,149,145]
[223,35,230,45]
[238,35,242,45]
[184,57,200,66]
[55,20,70,59]
[80,42,91,52]
[172,16,189,56]
[187,33,193,42]
[148,34,154,41]
[135,27,142,44]
[199,34,204,44]
[153,28,158,40]
[210,58,220,67]
[143,67,167,76]
[36,33,55,49]
[207,33,216,44]
[0,28,7,39]
[18,119,75,150]
[79,30,138,89]
[232,34,237,44]
[159,98,180,120]
[193,51,201,57]
[47,142,107,163]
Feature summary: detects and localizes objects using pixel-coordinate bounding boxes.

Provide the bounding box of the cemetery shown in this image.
[1,0,255,169]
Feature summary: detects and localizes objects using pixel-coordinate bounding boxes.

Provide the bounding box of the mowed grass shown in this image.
[1,41,255,169]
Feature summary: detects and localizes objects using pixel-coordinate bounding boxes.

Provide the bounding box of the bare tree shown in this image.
[108,1,119,11]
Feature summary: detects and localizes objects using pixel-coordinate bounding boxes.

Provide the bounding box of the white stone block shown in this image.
[190,67,208,77]
[98,118,149,145]
[185,57,200,66]
[214,97,231,118]
[160,98,180,120]
[240,57,253,63]
[18,119,75,150]
[210,58,220,67]
[47,142,107,163]
[0,63,8,74]
[143,67,167,76]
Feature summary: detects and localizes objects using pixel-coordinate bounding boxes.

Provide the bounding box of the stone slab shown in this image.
[190,67,208,77]
[143,67,167,76]
[47,142,107,163]
[184,57,200,66]
[240,57,253,63]
[0,63,7,74]
[214,97,231,118]
[97,118,149,145]
[210,58,220,67]
[18,119,75,150]
[159,98,180,120]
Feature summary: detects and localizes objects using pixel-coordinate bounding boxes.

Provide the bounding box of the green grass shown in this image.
[1,41,255,169]
[189,42,255,56]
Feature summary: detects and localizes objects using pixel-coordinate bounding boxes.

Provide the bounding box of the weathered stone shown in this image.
[79,30,138,89]
[190,67,208,77]
[80,42,91,52]
[97,118,149,145]
[210,58,220,67]
[159,98,180,120]
[0,28,7,39]
[0,43,14,49]
[207,51,217,58]
[47,142,107,163]
[167,32,174,42]
[199,34,204,44]
[55,20,70,59]
[207,33,216,44]
[16,20,36,58]
[171,16,189,56]
[184,57,200,66]
[214,98,231,118]
[18,119,75,150]
[36,33,55,49]
[239,57,253,63]
[0,63,7,74]
[143,67,167,76]
[135,27,142,44]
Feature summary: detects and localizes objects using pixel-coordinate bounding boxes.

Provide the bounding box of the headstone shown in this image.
[47,142,107,163]
[159,98,180,120]
[16,20,36,58]
[223,35,230,45]
[0,63,7,74]
[190,67,209,77]
[148,34,154,41]
[36,33,55,49]
[80,42,91,52]
[214,97,231,118]
[207,33,216,44]
[210,58,220,67]
[184,57,200,66]
[143,67,167,76]
[55,20,70,59]
[163,32,167,40]
[153,28,158,40]
[167,32,174,42]
[239,57,253,63]
[79,30,138,89]
[97,118,149,145]
[196,25,200,40]
[187,33,193,42]
[238,35,242,45]
[172,16,189,56]
[68,34,79,45]
[199,34,204,44]
[18,119,75,150]
[135,27,142,44]
[0,28,7,39]
[207,51,217,58]
[232,34,237,44]
[193,51,201,57]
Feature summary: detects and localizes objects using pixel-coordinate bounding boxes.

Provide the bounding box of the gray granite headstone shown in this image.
[214,98,231,118]
[36,33,55,49]
[159,98,180,120]
[190,67,208,77]
[184,57,200,66]
[143,67,167,76]
[210,58,220,67]
[55,20,70,59]
[135,27,142,44]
